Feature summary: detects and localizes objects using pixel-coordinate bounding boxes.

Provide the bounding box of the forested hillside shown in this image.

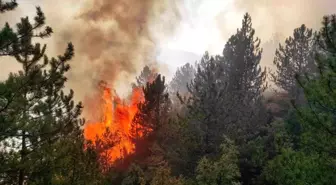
[0,1,335,184]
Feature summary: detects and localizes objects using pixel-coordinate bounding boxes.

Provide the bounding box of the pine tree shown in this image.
[224,13,266,99]
[121,164,146,185]
[0,0,17,13]
[133,74,170,137]
[169,63,195,117]
[0,0,18,56]
[129,74,187,184]
[0,7,91,184]
[270,24,316,105]
[133,65,158,88]
[0,4,52,57]
[217,13,269,185]
[169,62,195,96]
[221,13,267,142]
[131,74,171,170]
[186,52,230,157]
[150,166,184,185]
[195,137,241,185]
[121,164,184,185]
[294,14,336,160]
[261,14,336,185]
[262,149,335,185]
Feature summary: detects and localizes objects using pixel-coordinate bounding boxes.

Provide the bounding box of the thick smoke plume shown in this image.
[2,0,335,99]
[41,0,181,101]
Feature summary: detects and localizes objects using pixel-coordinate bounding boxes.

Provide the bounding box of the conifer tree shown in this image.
[270,24,316,105]
[261,15,336,185]
[220,13,267,142]
[0,0,17,13]
[186,52,229,156]
[131,74,172,174]
[294,14,336,159]
[121,164,146,185]
[133,65,158,88]
[195,137,241,185]
[0,3,52,57]
[0,7,94,184]
[133,74,170,137]
[0,0,18,56]
[224,13,266,99]
[217,13,268,184]
[169,62,195,96]
[169,63,195,116]
[150,166,184,185]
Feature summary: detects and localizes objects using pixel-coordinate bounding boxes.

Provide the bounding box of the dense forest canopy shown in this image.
[0,1,336,185]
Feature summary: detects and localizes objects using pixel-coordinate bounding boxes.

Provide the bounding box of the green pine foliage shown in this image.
[262,149,335,185]
[0,4,102,185]
[261,14,336,185]
[1,1,336,185]
[0,0,17,13]
[270,24,316,105]
[195,137,241,185]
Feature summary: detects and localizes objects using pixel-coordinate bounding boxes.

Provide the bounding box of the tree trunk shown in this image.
[18,131,26,185]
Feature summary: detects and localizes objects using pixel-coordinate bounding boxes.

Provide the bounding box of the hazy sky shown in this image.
[162,0,231,54]
[1,0,335,100]
[5,0,336,68]
[0,0,244,73]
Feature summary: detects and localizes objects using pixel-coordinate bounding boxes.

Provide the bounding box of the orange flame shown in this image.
[84,83,145,165]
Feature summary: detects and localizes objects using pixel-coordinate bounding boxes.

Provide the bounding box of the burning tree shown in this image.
[83,71,174,177]
[83,66,161,170]
[129,74,174,181]
[83,82,144,168]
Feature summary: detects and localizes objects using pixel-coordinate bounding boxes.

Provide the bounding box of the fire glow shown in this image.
[83,82,145,164]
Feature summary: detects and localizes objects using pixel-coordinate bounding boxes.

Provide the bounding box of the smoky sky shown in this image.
[215,0,336,68]
[0,0,335,102]
[39,0,182,100]
[217,0,336,40]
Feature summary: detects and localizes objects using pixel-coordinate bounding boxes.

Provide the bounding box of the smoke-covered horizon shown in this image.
[218,0,336,70]
[0,0,335,103]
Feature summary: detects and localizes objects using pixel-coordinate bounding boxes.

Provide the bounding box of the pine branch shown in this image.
[0,0,17,13]
[0,7,52,56]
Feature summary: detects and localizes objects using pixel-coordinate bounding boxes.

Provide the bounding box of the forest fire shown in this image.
[83,81,145,164]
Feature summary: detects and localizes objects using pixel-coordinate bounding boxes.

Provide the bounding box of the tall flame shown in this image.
[84,82,145,164]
